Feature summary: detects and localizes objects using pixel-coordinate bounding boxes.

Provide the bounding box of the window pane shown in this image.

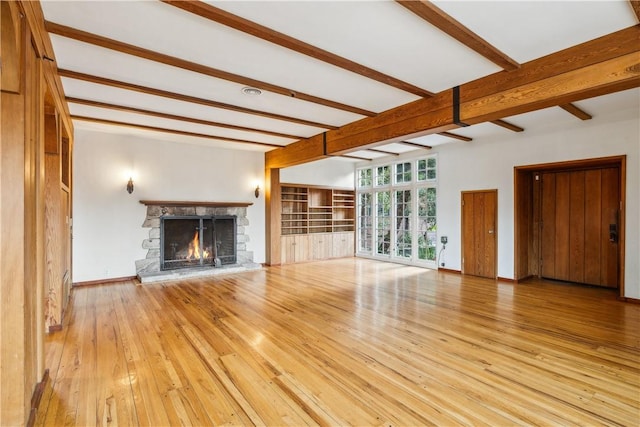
[418,187,436,261]
[395,162,411,183]
[394,190,412,258]
[358,168,372,187]
[375,165,390,186]
[357,192,372,252]
[375,191,391,255]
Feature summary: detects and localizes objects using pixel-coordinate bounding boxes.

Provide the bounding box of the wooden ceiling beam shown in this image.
[437,131,472,142]
[71,116,283,148]
[367,148,400,156]
[58,69,337,130]
[66,97,301,140]
[340,154,372,161]
[398,141,432,150]
[45,21,376,117]
[396,0,520,71]
[162,0,434,98]
[490,119,524,132]
[559,103,593,121]
[266,26,640,168]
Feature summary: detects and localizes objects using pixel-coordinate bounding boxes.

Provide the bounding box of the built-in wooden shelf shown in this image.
[139,200,253,207]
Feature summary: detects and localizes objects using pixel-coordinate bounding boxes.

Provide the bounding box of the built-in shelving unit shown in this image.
[280,184,355,264]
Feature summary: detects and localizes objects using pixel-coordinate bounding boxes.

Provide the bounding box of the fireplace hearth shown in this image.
[136,201,260,283]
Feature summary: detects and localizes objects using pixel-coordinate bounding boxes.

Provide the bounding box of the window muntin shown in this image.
[417,187,437,261]
[395,190,412,258]
[357,192,373,252]
[375,165,390,187]
[394,162,411,184]
[417,158,437,182]
[357,168,372,188]
[376,191,391,256]
[356,155,437,267]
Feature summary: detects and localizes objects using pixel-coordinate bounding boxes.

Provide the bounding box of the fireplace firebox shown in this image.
[160,215,236,270]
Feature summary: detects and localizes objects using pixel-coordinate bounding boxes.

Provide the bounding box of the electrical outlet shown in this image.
[440,236,448,244]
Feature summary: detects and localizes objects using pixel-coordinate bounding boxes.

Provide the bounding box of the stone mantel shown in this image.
[139,200,253,208]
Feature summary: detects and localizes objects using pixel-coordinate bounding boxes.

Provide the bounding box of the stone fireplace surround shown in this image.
[136,200,261,283]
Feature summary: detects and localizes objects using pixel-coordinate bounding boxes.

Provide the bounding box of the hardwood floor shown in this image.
[36,258,639,426]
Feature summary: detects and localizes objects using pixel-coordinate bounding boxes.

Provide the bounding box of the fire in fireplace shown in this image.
[160,215,236,270]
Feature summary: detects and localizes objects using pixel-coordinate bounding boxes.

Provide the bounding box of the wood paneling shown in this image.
[311,233,333,260]
[36,259,640,426]
[540,168,619,288]
[462,190,497,279]
[44,154,64,329]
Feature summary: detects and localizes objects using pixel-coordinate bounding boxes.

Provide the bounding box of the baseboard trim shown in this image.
[438,267,461,274]
[73,276,138,287]
[27,369,49,427]
[617,296,640,304]
[497,276,516,283]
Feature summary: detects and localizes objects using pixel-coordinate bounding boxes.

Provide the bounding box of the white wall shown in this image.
[281,157,355,188]
[72,129,265,282]
[431,109,639,298]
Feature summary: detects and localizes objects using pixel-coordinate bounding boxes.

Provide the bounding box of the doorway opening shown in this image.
[514,156,626,295]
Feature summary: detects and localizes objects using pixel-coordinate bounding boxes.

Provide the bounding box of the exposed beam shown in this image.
[340,154,372,161]
[366,148,400,156]
[71,116,283,148]
[66,97,301,140]
[559,103,593,121]
[396,0,520,71]
[490,119,524,133]
[630,0,640,21]
[266,26,640,169]
[437,131,472,142]
[162,0,434,98]
[398,140,433,150]
[58,69,337,130]
[45,21,376,117]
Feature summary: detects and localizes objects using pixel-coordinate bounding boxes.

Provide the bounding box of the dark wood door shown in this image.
[540,168,619,287]
[462,190,497,279]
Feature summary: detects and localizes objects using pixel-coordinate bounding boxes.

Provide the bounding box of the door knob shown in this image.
[488,230,494,234]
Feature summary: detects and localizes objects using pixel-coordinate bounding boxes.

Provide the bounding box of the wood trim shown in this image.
[0,2,23,93]
[340,154,373,161]
[438,131,472,142]
[513,155,626,298]
[266,26,640,168]
[66,97,303,140]
[367,148,399,156]
[497,277,516,283]
[58,69,338,130]
[72,276,138,287]
[45,21,376,117]
[559,103,593,121]
[396,0,520,71]
[162,0,434,98]
[490,119,524,132]
[617,296,640,304]
[266,168,281,265]
[437,267,461,275]
[281,183,355,192]
[630,0,640,21]
[26,369,49,427]
[139,200,254,207]
[398,140,432,150]
[71,115,282,148]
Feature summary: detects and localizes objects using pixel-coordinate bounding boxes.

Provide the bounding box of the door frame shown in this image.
[514,155,626,296]
[461,189,498,279]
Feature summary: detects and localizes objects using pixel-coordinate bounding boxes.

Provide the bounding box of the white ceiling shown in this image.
[41,0,639,159]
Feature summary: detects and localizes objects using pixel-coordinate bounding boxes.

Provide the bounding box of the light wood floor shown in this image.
[36,258,639,426]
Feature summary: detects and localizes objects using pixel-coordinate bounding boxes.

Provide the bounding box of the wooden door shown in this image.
[462,190,497,279]
[540,168,619,287]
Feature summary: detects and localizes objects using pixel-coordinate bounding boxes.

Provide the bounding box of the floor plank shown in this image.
[37,259,640,426]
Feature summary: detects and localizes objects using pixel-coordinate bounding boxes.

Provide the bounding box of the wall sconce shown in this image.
[254,184,260,198]
[126,177,134,194]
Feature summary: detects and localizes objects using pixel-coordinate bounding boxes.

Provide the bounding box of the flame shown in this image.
[186,230,211,260]
[187,231,200,260]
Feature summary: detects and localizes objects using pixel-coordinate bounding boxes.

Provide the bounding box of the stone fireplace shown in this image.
[136,200,260,283]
